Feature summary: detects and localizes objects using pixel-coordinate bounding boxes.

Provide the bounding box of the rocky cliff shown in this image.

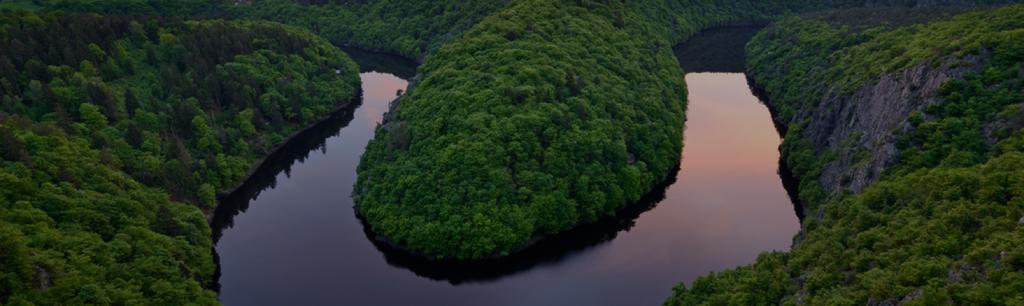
[784,57,982,194]
[669,5,1024,304]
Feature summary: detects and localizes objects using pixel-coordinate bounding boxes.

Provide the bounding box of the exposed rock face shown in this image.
[790,57,981,194]
[33,265,51,290]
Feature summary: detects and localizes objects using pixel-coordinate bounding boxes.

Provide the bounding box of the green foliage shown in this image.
[669,5,1024,305]
[745,4,1024,207]
[10,0,512,58]
[0,11,360,204]
[0,11,360,304]
[225,0,513,59]
[4,0,1020,303]
[0,118,219,305]
[354,0,686,259]
[352,0,871,260]
[45,0,220,16]
[670,152,1024,305]
[0,0,43,11]
[898,61,1024,173]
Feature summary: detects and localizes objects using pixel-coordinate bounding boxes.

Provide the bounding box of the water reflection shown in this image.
[361,168,679,284]
[340,46,419,78]
[214,28,802,306]
[212,101,360,243]
[211,48,415,241]
[674,26,763,73]
[360,74,800,289]
[214,62,411,304]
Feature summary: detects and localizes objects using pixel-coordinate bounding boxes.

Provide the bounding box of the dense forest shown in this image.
[43,0,219,16]
[351,0,886,260]
[2,0,1023,304]
[29,0,514,60]
[0,11,360,304]
[224,0,513,60]
[354,0,688,259]
[668,5,1024,304]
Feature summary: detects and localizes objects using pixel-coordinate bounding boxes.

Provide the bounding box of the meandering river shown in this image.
[213,27,799,306]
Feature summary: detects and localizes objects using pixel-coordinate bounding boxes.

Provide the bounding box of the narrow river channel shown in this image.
[213,27,800,306]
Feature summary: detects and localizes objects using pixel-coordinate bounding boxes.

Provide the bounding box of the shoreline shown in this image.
[353,72,807,276]
[745,73,810,233]
[204,90,363,222]
[205,90,362,292]
[353,160,682,266]
[350,25,776,266]
[207,45,421,224]
[207,46,419,292]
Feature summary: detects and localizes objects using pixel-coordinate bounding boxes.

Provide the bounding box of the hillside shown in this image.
[667,5,1024,304]
[1,0,1022,304]
[40,0,514,60]
[0,11,360,304]
[225,0,512,60]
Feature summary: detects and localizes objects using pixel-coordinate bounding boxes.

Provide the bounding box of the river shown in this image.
[213,26,799,306]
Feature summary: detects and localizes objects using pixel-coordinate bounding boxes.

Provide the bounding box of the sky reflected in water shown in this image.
[216,29,800,304]
[215,70,800,306]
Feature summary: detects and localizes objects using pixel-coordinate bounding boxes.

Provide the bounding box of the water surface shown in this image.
[215,28,799,306]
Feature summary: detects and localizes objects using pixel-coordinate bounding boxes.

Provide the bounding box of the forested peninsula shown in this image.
[351,0,946,259]
[1,0,1022,305]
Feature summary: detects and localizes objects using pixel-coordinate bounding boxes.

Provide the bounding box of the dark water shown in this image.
[674,25,763,73]
[214,28,799,306]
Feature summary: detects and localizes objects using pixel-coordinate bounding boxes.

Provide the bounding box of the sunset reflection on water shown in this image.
[215,50,801,306]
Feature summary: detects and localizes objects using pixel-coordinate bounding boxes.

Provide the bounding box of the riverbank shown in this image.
[208,92,362,220]
[355,0,799,261]
[668,6,1024,304]
[353,161,681,264]
[214,67,800,306]
[746,75,807,220]
[209,45,424,224]
[0,13,363,304]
